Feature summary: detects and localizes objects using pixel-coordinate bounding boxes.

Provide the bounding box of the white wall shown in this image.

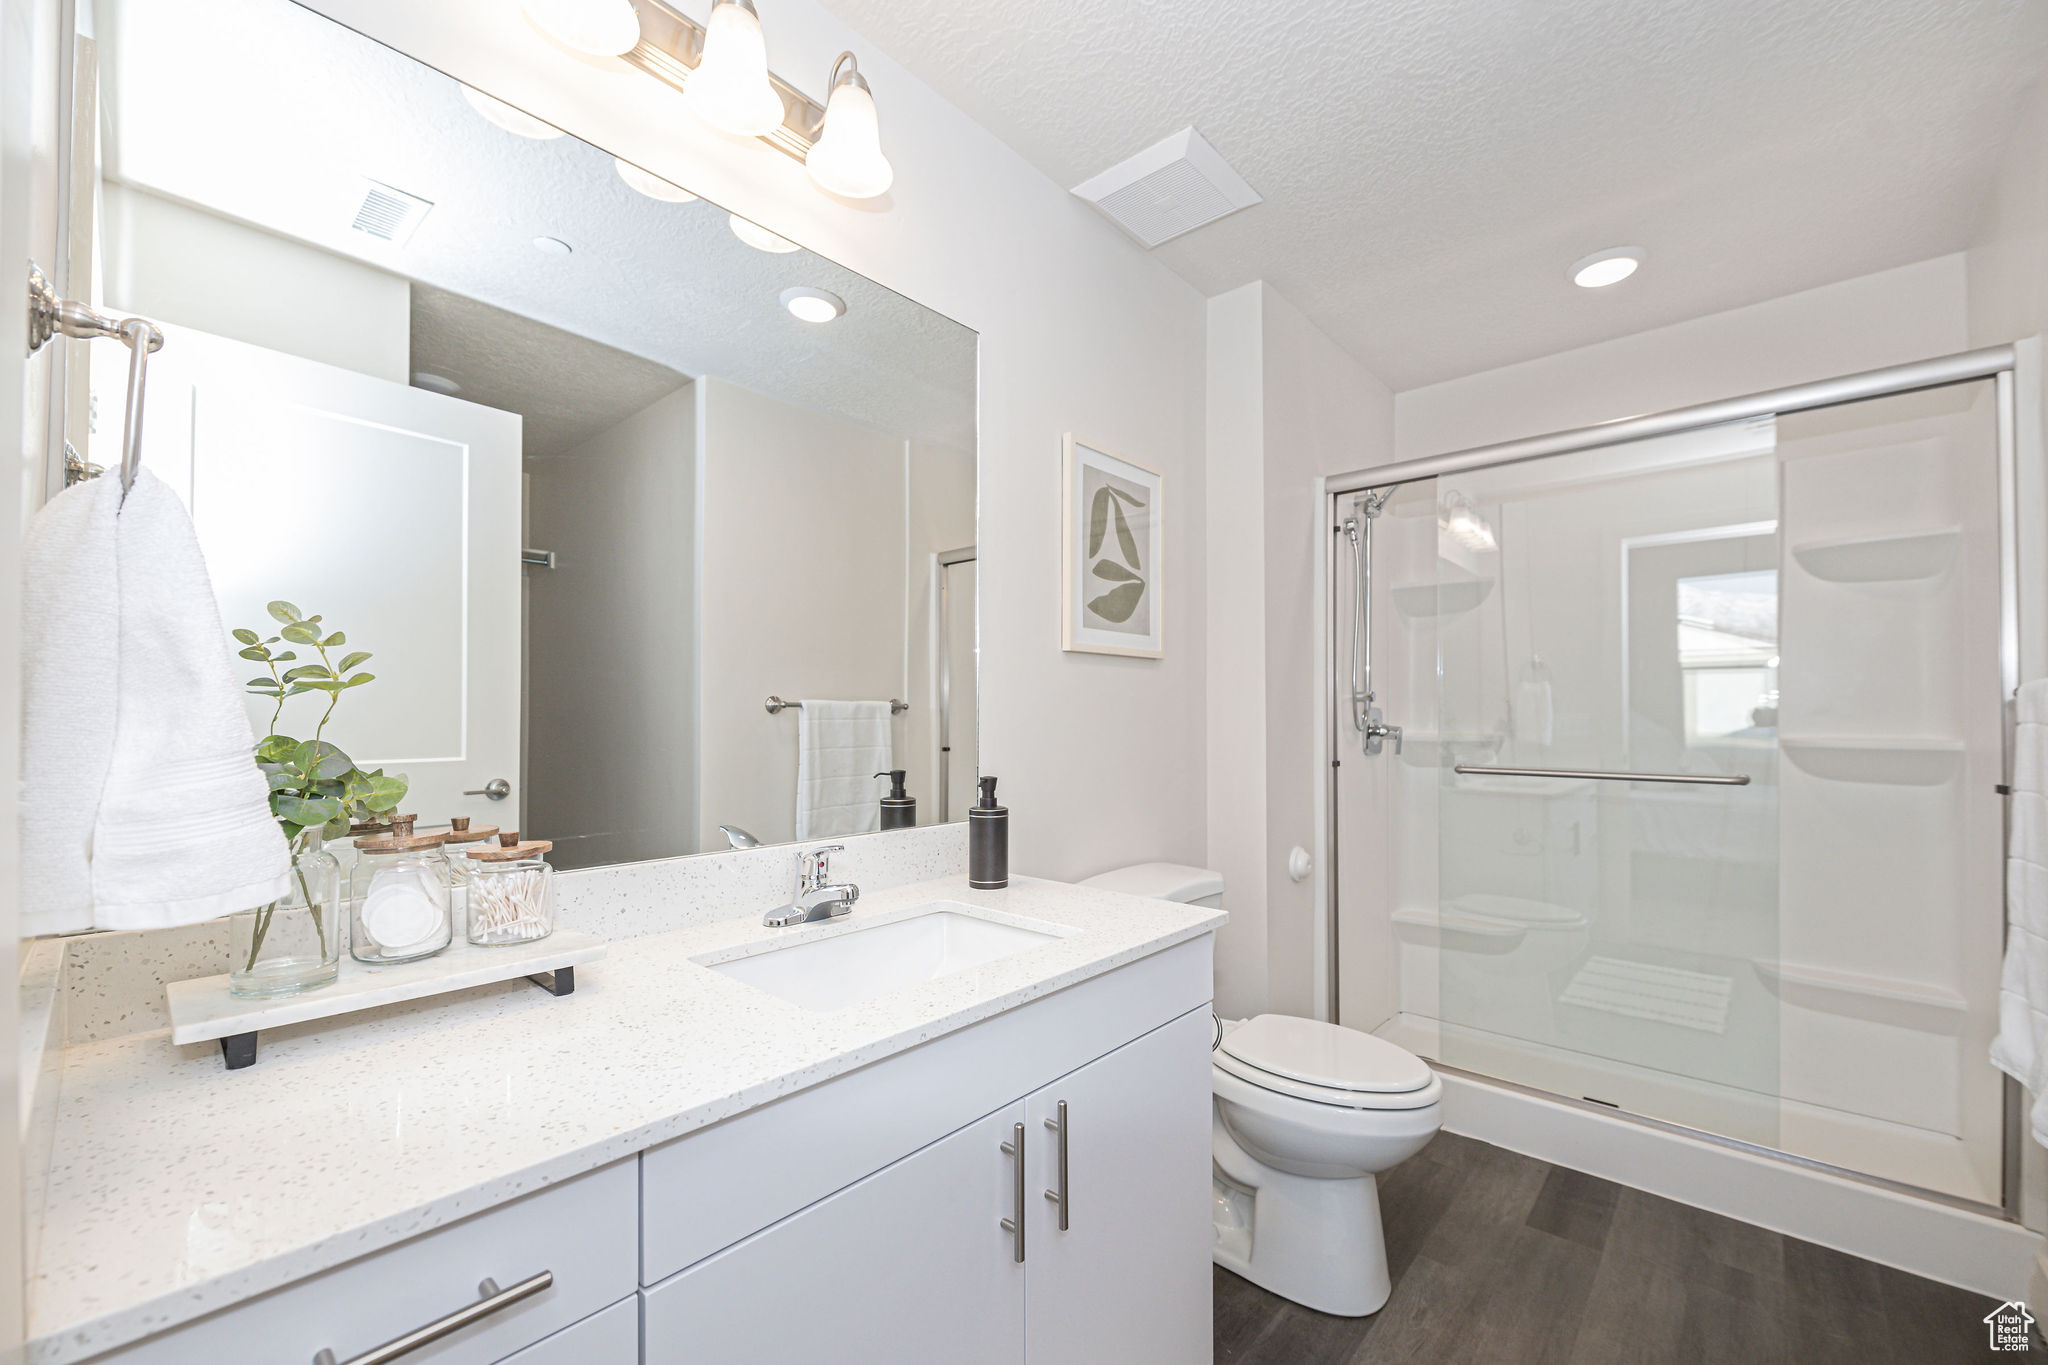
[99,182,410,384]
[696,376,907,848]
[903,440,976,821]
[1394,253,1971,460]
[526,383,696,869]
[1206,282,1394,1019]
[301,0,1209,886]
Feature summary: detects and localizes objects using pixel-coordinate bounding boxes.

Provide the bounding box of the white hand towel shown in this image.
[20,476,123,935]
[1993,679,2048,1143]
[795,700,892,841]
[89,471,288,930]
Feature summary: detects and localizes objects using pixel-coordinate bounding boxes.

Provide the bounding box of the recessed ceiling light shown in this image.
[461,84,565,140]
[412,372,460,395]
[532,235,573,255]
[615,158,697,203]
[1569,246,1644,288]
[780,286,846,323]
[729,214,799,253]
[521,0,641,57]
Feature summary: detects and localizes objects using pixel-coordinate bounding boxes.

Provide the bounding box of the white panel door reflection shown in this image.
[129,325,522,828]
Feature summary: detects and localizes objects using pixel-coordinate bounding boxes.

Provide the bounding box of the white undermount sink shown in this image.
[698,904,1064,1012]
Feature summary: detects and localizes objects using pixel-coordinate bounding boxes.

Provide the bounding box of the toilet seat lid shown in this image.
[1218,1014,1433,1094]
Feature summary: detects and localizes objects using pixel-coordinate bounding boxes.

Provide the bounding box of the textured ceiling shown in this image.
[100,0,977,452]
[823,0,2048,389]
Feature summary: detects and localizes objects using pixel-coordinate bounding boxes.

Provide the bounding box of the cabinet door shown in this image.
[1026,1007,1214,1365]
[641,1102,1028,1365]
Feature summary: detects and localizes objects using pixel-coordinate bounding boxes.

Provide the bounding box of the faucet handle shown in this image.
[797,844,844,891]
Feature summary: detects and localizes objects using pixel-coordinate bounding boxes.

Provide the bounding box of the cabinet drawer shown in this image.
[642,933,1211,1283]
[97,1159,637,1365]
[500,1294,638,1364]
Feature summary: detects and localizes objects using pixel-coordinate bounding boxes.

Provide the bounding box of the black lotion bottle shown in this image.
[876,770,917,829]
[968,776,1009,889]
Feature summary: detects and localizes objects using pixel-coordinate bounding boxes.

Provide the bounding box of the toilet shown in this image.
[1078,863,1444,1317]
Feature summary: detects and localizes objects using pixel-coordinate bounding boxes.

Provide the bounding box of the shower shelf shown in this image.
[1388,578,1494,618]
[1789,527,1960,583]
[1778,737,1964,786]
[1750,960,1967,1033]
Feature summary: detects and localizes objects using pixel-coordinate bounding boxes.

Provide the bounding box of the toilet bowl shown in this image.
[1077,863,1443,1316]
[1210,1014,1442,1316]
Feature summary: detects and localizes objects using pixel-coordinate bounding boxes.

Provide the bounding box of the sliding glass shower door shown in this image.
[1340,377,2008,1204]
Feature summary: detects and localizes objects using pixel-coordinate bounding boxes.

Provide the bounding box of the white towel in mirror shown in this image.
[795,700,891,841]
[1994,678,2048,1143]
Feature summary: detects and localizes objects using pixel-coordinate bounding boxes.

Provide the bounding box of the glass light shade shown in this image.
[521,0,641,56]
[806,79,893,198]
[615,158,698,202]
[685,0,784,136]
[729,214,799,253]
[461,85,565,140]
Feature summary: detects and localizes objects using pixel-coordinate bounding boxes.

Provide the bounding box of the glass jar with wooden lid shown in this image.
[349,816,454,963]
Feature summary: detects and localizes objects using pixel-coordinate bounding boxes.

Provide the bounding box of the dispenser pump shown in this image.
[878,770,909,800]
[968,774,1008,889]
[876,769,916,830]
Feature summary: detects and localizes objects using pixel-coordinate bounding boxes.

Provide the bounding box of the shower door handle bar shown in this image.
[1453,764,1750,786]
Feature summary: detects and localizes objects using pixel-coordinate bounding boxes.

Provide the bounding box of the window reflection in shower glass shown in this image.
[1675,568,1778,745]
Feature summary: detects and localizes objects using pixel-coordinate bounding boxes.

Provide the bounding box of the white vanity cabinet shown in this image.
[639,936,1215,1365]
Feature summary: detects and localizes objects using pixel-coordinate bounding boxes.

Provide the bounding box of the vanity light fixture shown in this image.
[780,286,846,322]
[1569,246,1643,288]
[684,0,785,136]
[521,0,641,56]
[729,213,799,253]
[615,157,698,202]
[805,53,893,199]
[461,84,565,139]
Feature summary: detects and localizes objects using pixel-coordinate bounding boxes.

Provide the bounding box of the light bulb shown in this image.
[780,286,845,322]
[686,0,784,137]
[729,214,798,253]
[521,0,641,56]
[616,158,697,202]
[806,54,893,199]
[460,84,564,139]
[1569,246,1644,288]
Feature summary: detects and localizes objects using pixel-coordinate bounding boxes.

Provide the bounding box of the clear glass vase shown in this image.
[229,831,343,998]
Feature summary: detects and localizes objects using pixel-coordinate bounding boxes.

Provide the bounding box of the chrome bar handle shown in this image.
[1043,1100,1069,1231]
[1453,764,1750,786]
[28,263,163,502]
[310,1270,551,1365]
[999,1122,1026,1262]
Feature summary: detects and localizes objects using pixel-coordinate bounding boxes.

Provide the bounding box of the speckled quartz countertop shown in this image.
[27,875,1223,1365]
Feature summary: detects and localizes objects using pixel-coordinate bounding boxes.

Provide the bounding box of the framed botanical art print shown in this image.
[1062,434,1164,658]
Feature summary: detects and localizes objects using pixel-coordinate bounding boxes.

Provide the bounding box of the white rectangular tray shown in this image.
[167,928,606,1069]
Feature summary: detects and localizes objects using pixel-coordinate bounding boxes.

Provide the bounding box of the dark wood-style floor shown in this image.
[1216,1131,2043,1364]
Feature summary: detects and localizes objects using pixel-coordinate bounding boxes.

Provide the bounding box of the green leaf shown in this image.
[282,665,329,682]
[1090,560,1140,583]
[231,627,259,645]
[1086,580,1146,624]
[1110,497,1140,569]
[236,646,268,661]
[320,812,353,839]
[272,650,298,662]
[298,679,346,693]
[342,672,375,688]
[246,676,282,689]
[1087,485,1112,558]
[293,740,353,781]
[361,775,407,812]
[266,601,302,624]
[256,735,299,762]
[321,631,345,647]
[265,771,297,791]
[338,651,372,673]
[280,622,319,645]
[274,794,342,827]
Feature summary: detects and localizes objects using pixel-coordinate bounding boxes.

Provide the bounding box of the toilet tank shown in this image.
[1079,862,1224,910]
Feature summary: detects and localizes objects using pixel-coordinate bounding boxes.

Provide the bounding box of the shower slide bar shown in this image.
[1452,764,1750,786]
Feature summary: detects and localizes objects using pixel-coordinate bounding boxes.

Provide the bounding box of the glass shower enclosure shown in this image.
[1330,369,2012,1208]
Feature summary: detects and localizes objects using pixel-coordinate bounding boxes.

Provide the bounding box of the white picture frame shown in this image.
[1061,434,1164,658]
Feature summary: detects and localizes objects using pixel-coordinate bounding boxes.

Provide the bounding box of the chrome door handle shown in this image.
[999,1122,1026,1262]
[311,1270,550,1365]
[1043,1100,1069,1231]
[1453,765,1749,786]
[463,778,511,801]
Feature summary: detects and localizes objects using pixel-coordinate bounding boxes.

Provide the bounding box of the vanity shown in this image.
[27,862,1222,1364]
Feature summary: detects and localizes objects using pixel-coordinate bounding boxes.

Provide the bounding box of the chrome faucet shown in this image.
[763,844,861,927]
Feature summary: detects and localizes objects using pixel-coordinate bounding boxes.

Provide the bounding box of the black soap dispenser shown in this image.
[876,770,916,830]
[968,776,1008,889]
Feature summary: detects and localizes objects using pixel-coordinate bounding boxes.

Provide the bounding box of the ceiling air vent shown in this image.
[1071,127,1260,249]
[349,179,434,246]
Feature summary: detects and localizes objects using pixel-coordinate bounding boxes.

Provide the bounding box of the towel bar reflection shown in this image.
[1453,764,1750,786]
[27,263,164,502]
[765,696,909,714]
